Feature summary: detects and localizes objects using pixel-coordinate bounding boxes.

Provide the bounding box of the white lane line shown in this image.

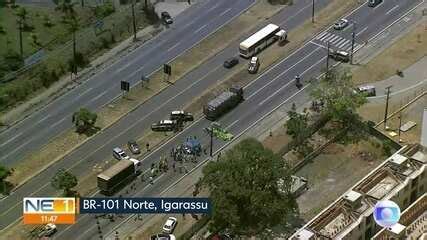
[386,5,399,15]
[335,38,348,47]
[219,8,232,16]
[247,47,321,99]
[77,87,93,98]
[194,24,207,34]
[309,41,328,49]
[330,35,341,44]
[51,116,68,128]
[226,120,239,130]
[324,34,337,42]
[0,132,23,147]
[356,26,368,36]
[35,114,50,125]
[167,42,181,52]
[89,90,108,103]
[258,56,325,106]
[316,31,329,40]
[337,39,350,49]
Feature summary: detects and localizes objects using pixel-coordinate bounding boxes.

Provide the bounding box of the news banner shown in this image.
[23,197,211,225]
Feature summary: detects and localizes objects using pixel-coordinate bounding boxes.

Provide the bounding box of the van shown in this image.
[329,49,350,62]
[357,85,376,97]
[113,147,129,160]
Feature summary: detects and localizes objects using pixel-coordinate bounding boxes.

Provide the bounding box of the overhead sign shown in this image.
[121,81,130,92]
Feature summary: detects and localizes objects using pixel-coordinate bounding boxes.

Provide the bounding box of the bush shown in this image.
[143,4,159,24]
[39,65,59,88]
[94,3,115,18]
[3,50,23,72]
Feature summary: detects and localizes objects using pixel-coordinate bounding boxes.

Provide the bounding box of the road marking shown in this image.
[167,42,181,52]
[220,8,232,17]
[0,132,23,147]
[89,90,108,103]
[309,41,328,49]
[247,47,321,99]
[226,119,239,130]
[386,5,399,15]
[258,56,325,106]
[356,26,368,36]
[316,31,329,40]
[35,114,50,125]
[335,38,348,47]
[77,87,93,99]
[194,24,208,34]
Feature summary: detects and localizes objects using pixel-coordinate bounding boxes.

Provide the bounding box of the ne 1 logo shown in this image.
[23,197,76,224]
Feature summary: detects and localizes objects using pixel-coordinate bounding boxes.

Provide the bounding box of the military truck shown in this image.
[97,159,140,195]
[203,86,243,121]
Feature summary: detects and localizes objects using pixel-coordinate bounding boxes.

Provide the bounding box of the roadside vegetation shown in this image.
[72,108,99,135]
[0,0,156,113]
[51,168,78,197]
[197,138,299,238]
[0,164,12,194]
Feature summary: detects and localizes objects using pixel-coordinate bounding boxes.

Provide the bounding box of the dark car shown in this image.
[127,140,141,154]
[151,120,178,132]
[223,57,239,69]
[368,0,382,7]
[170,111,194,122]
[161,12,173,25]
[328,49,350,62]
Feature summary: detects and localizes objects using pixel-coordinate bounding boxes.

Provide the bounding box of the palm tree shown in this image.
[66,15,80,74]
[15,7,29,57]
[55,0,76,18]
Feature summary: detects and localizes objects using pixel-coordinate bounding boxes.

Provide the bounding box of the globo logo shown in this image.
[373,200,401,227]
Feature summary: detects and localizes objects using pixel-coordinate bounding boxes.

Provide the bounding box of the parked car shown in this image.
[223,57,239,69]
[162,217,177,234]
[328,49,350,62]
[170,111,194,122]
[333,18,349,30]
[248,56,260,74]
[112,147,129,160]
[127,140,141,154]
[161,12,173,24]
[368,0,382,7]
[151,120,178,132]
[151,233,176,240]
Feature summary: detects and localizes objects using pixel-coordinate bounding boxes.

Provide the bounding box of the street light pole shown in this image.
[350,21,356,64]
[384,86,392,130]
[131,1,137,41]
[312,0,315,23]
[398,111,402,142]
[326,41,330,74]
[209,127,213,157]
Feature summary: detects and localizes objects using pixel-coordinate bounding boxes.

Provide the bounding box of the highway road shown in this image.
[0,0,255,166]
[1,0,423,238]
[54,0,423,239]
[0,0,333,231]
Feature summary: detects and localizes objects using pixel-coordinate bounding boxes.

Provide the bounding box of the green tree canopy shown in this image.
[0,165,11,182]
[51,168,77,196]
[286,103,313,156]
[198,138,298,237]
[311,68,368,143]
[72,108,98,134]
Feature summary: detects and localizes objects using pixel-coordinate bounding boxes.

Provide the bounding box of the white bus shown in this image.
[239,23,283,58]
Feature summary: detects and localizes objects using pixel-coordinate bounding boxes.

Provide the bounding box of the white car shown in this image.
[333,18,349,30]
[162,217,177,234]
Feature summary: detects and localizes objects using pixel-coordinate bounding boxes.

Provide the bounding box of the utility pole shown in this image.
[131,1,137,41]
[350,21,356,64]
[312,0,315,23]
[384,86,392,130]
[18,20,23,58]
[209,127,213,157]
[398,111,402,142]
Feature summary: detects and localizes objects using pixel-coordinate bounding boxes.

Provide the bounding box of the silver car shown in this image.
[333,19,349,30]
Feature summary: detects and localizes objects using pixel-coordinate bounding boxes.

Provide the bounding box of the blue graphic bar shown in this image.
[79,198,211,214]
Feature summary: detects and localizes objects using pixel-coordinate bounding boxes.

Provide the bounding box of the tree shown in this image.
[15,6,29,57]
[55,0,76,18]
[65,15,80,74]
[29,33,41,48]
[72,108,98,134]
[311,68,368,144]
[0,165,12,193]
[198,138,298,237]
[51,168,78,196]
[286,103,313,156]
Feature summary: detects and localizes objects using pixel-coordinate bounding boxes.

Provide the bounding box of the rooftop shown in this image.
[290,145,427,240]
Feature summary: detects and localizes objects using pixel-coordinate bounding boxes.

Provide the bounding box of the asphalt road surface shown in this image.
[0,0,255,166]
[56,0,422,239]
[0,0,423,237]
[0,0,333,232]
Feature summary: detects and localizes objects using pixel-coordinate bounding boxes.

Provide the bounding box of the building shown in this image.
[289,145,427,240]
[372,193,426,239]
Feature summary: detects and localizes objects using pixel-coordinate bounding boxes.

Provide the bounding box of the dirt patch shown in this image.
[352,19,427,85]
[295,138,385,220]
